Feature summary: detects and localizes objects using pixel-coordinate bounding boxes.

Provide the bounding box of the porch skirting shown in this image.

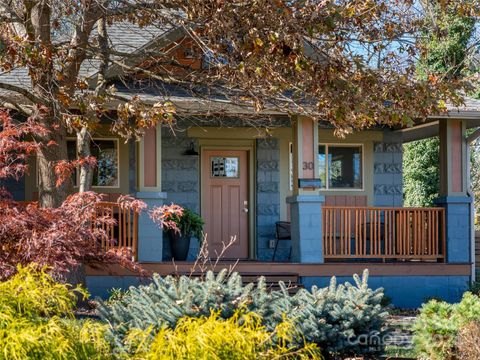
[85,262,470,308]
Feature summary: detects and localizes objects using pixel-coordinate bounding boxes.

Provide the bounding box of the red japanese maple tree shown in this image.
[0,111,179,281]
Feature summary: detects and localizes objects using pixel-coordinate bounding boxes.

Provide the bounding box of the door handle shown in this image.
[243,208,249,213]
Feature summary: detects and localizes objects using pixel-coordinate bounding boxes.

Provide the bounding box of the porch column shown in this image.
[287,115,324,263]
[136,125,165,262]
[435,119,472,263]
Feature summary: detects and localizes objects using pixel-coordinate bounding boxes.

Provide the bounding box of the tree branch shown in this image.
[0,81,48,105]
[0,4,23,23]
[0,95,34,115]
[61,1,102,93]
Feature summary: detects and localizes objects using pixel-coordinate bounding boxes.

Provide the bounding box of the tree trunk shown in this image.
[36,120,72,208]
[77,127,93,193]
[76,15,109,193]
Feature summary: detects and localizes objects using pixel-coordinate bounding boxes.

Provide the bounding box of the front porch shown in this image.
[91,116,474,268]
[96,202,448,264]
[4,113,468,307]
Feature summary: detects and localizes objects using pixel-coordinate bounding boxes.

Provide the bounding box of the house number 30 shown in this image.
[302,161,314,170]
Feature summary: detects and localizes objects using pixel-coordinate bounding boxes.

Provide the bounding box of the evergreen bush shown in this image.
[292,272,388,357]
[98,269,389,358]
[413,292,480,360]
[97,270,291,345]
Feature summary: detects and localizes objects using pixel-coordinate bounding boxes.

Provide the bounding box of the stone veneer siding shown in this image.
[161,130,200,260]
[256,138,284,260]
[373,132,403,207]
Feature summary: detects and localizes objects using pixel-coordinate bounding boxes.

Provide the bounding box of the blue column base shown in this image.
[435,196,473,263]
[136,192,167,262]
[287,195,325,263]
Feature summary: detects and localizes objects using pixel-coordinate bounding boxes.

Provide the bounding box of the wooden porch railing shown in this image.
[17,200,139,259]
[322,206,446,261]
[94,202,139,260]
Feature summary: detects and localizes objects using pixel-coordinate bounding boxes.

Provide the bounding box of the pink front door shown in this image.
[201,150,249,259]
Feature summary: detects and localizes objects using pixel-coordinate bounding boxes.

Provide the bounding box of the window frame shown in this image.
[288,142,364,191]
[320,143,364,191]
[37,137,121,189]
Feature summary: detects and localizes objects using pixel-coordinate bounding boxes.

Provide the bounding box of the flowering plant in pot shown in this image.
[151,205,204,260]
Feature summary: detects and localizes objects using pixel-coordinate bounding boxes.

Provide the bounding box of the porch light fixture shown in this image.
[183,141,199,156]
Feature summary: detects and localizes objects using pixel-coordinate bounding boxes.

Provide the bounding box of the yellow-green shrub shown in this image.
[414,292,480,360]
[0,264,112,360]
[125,310,322,360]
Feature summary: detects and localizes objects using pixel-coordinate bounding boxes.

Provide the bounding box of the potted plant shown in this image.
[165,207,204,261]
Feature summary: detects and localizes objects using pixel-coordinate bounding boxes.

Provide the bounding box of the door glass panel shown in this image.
[211,157,239,178]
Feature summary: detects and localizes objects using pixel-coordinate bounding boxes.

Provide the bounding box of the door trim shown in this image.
[199,140,256,259]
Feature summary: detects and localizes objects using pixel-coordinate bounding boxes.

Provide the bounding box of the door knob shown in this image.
[243,208,249,213]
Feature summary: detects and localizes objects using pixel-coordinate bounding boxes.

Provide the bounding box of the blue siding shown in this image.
[161,130,200,260]
[256,138,282,260]
[301,275,469,308]
[86,274,470,308]
[373,132,403,207]
[86,276,151,299]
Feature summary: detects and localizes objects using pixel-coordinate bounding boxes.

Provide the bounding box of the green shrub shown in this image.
[413,292,480,360]
[98,269,388,358]
[291,272,388,357]
[0,264,111,360]
[413,300,457,360]
[97,270,289,344]
[124,310,322,359]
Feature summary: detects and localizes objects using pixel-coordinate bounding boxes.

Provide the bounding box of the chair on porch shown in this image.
[272,221,292,261]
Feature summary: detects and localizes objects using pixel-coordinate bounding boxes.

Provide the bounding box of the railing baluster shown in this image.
[93,202,139,259]
[347,209,351,256]
[321,206,445,261]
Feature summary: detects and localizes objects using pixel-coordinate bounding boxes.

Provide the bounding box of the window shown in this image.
[211,156,239,178]
[66,139,119,187]
[320,144,363,189]
[288,143,363,190]
[67,140,78,187]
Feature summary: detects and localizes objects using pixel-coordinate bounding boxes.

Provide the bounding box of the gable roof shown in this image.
[2,23,480,122]
[0,22,173,99]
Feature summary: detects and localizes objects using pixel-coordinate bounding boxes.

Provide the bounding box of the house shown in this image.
[1,24,479,308]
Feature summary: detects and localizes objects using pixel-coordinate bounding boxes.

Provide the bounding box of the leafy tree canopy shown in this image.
[403,0,478,208]
[0,0,479,206]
